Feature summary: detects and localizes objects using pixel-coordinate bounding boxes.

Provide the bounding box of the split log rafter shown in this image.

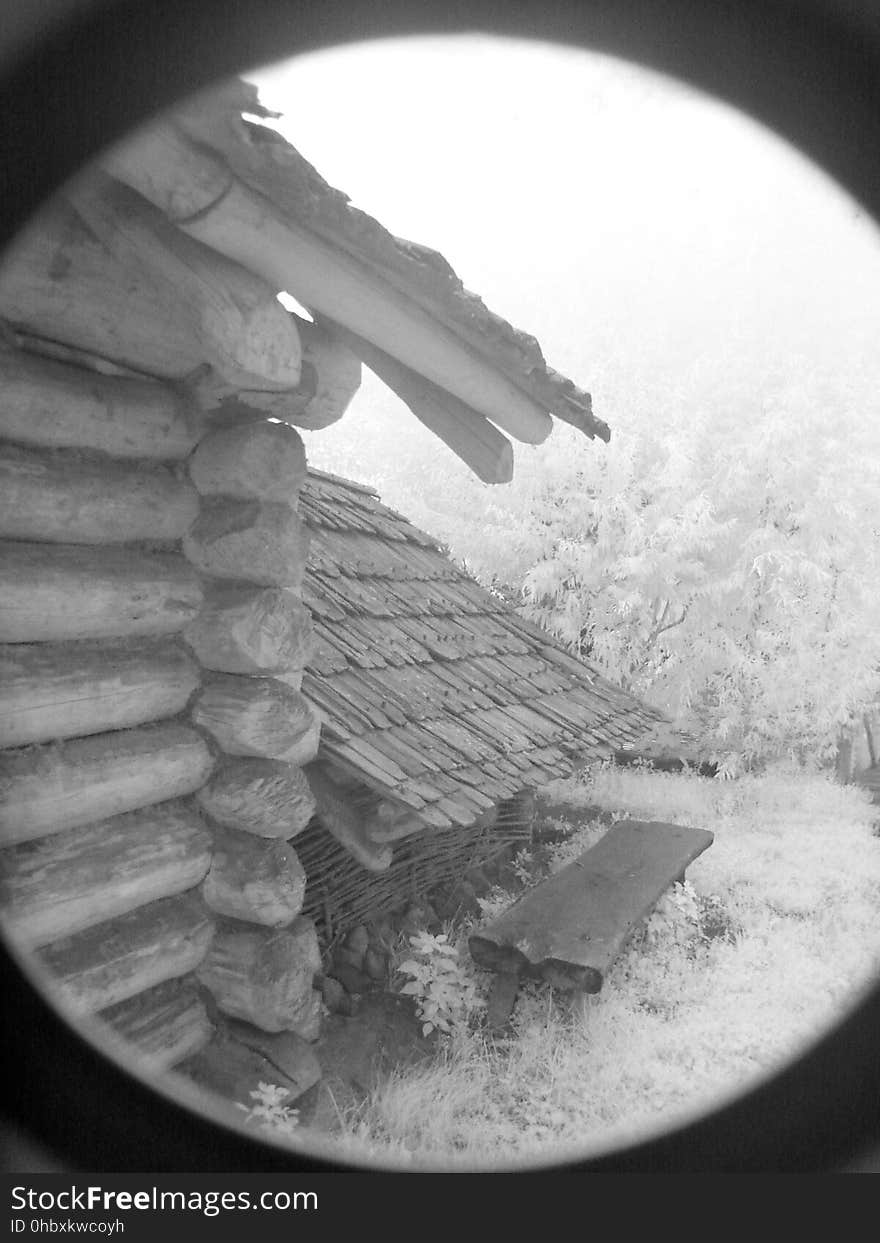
[326,321,514,484]
[103,138,553,444]
[305,762,393,872]
[287,315,361,430]
[66,172,303,392]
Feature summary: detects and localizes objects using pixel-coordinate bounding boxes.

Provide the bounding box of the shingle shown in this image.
[298,469,667,830]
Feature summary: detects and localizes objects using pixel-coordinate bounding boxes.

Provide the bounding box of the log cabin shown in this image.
[0,79,666,1105]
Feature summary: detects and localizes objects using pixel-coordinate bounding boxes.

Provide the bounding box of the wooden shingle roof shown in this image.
[299,469,666,828]
[169,80,608,444]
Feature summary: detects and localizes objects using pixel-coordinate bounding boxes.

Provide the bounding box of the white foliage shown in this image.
[305,325,880,769]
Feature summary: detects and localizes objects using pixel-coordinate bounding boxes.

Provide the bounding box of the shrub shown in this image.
[236,1082,300,1140]
[397,930,487,1036]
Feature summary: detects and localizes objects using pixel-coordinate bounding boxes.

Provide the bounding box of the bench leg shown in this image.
[486,970,521,1031]
[570,989,594,1024]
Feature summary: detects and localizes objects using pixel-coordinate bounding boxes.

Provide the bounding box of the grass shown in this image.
[305,764,880,1168]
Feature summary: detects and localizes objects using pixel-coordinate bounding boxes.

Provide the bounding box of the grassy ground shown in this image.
[301,765,880,1168]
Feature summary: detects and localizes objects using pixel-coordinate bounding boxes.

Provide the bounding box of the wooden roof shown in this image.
[150,79,609,444]
[299,469,665,828]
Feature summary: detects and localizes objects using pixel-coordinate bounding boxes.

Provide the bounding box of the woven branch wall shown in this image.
[298,796,533,943]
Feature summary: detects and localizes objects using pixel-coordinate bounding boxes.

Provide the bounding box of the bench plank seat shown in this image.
[469,819,714,999]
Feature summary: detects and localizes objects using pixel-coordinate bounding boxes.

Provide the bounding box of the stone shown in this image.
[363,948,387,982]
[368,915,394,949]
[464,866,492,896]
[445,882,483,920]
[320,975,350,1016]
[329,961,372,996]
[334,944,365,971]
[344,924,370,956]
[398,899,440,936]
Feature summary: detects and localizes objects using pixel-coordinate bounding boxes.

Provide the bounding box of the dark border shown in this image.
[1,0,879,1173]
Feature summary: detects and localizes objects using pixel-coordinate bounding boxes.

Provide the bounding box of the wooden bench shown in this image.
[468,819,714,1028]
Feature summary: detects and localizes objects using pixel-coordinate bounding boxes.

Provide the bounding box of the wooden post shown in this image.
[0,723,214,846]
[202,826,307,927]
[0,800,213,946]
[0,542,203,642]
[38,890,214,1013]
[0,344,204,459]
[196,916,321,1034]
[197,758,316,839]
[0,638,200,748]
[0,442,199,544]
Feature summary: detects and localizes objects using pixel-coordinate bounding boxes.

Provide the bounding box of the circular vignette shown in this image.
[1,0,879,1173]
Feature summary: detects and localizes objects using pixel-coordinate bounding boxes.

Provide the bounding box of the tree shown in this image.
[305,348,880,774]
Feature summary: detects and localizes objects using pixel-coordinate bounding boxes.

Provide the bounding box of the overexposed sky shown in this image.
[247,34,880,401]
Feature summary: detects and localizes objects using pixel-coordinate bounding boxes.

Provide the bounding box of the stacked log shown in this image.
[0,174,297,1072]
[0,160,367,1088]
[39,891,214,1013]
[183,416,323,1040]
[0,342,218,1069]
[99,977,214,1072]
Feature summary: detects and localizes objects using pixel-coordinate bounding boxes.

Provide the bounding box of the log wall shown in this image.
[183,415,322,1038]
[0,343,219,1065]
[0,166,357,1078]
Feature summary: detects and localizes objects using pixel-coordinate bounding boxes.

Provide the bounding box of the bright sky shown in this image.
[247,32,880,404]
